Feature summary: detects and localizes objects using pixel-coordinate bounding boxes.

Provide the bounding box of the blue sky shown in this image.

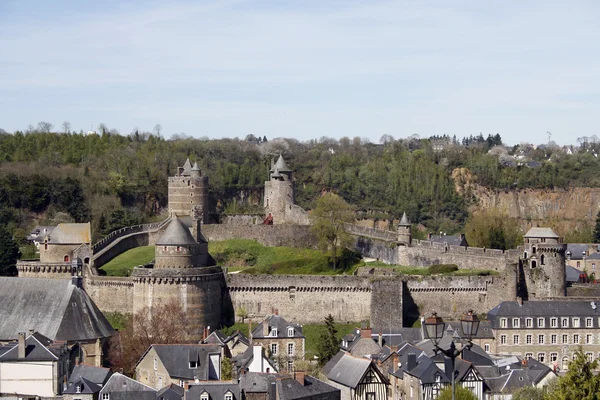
[1,0,598,145]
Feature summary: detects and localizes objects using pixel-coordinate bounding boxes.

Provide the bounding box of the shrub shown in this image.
[429,264,459,274]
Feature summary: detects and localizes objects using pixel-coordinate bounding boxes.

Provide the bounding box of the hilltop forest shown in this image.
[2,127,600,245]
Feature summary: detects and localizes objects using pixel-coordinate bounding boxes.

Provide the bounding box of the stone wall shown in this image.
[85,276,134,314]
[203,225,317,248]
[221,214,265,225]
[353,236,399,265]
[168,175,209,223]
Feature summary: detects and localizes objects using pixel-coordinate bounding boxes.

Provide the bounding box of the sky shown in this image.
[0,0,599,145]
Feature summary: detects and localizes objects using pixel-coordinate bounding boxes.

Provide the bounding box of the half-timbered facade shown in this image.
[323,352,389,400]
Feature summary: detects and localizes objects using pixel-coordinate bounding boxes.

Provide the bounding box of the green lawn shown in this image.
[364,261,499,276]
[99,246,155,276]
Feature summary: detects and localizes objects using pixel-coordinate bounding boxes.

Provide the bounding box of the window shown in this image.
[270,328,278,337]
[287,343,294,356]
[551,318,558,328]
[512,318,520,328]
[163,246,168,252]
[201,393,209,400]
[525,353,533,360]
[287,327,294,337]
[593,263,597,271]
[537,318,545,328]
[366,393,375,400]
[154,357,158,371]
[551,334,557,344]
[190,361,198,368]
[586,318,594,328]
[513,335,519,345]
[574,334,580,344]
[484,344,490,352]
[526,318,533,328]
[225,393,233,400]
[577,261,581,268]
[526,335,532,344]
[587,334,594,344]
[103,395,110,400]
[76,385,81,393]
[550,353,558,363]
[538,335,545,344]
[562,318,569,328]
[271,343,278,355]
[287,360,294,373]
[586,353,594,362]
[176,246,181,252]
[573,318,580,328]
[541,254,545,265]
[500,318,507,328]
[158,376,163,388]
[537,353,545,363]
[562,334,568,344]
[500,335,507,345]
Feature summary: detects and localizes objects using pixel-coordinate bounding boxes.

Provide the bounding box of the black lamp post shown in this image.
[423,310,480,400]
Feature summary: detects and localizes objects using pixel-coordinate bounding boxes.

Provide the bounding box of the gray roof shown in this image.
[252,315,303,339]
[64,378,102,394]
[151,344,222,380]
[399,212,410,225]
[566,243,590,259]
[566,265,584,282]
[271,155,291,172]
[100,373,157,400]
[156,218,198,246]
[348,337,381,358]
[524,227,559,239]
[181,158,193,175]
[157,384,184,400]
[68,364,112,385]
[323,351,387,388]
[428,234,468,247]
[277,375,340,400]
[0,332,60,361]
[203,330,228,345]
[232,345,277,372]
[187,381,241,400]
[587,252,600,260]
[48,223,91,244]
[405,355,449,384]
[487,300,600,327]
[0,277,115,342]
[191,162,201,171]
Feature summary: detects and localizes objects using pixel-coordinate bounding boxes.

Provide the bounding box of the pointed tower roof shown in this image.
[271,167,282,179]
[270,154,291,172]
[181,158,193,175]
[156,218,198,246]
[191,162,200,171]
[400,212,410,226]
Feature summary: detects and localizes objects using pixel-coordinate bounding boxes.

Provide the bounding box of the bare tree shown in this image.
[97,123,108,135]
[62,121,71,134]
[37,121,53,133]
[379,134,394,145]
[153,124,162,137]
[26,124,35,133]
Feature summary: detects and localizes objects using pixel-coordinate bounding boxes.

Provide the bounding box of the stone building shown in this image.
[168,158,209,224]
[250,313,305,373]
[263,155,309,225]
[131,216,228,341]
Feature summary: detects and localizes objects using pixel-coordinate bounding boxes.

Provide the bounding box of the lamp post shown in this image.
[423,310,480,400]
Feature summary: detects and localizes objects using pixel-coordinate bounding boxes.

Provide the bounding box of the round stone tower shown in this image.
[520,227,566,299]
[132,217,225,340]
[168,158,209,224]
[264,155,295,223]
[397,211,412,246]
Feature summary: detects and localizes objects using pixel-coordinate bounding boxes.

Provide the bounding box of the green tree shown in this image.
[437,386,477,400]
[221,357,233,380]
[548,348,600,400]
[317,314,339,366]
[512,386,545,400]
[465,209,522,250]
[310,193,355,269]
[593,211,600,243]
[0,226,21,276]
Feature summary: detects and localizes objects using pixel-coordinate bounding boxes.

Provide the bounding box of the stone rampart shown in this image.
[566,285,600,297]
[345,224,397,242]
[221,214,265,225]
[354,236,398,264]
[402,242,507,271]
[92,219,168,254]
[17,261,73,279]
[203,225,317,248]
[85,276,134,314]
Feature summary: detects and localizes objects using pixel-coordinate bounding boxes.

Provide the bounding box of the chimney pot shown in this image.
[378,331,383,347]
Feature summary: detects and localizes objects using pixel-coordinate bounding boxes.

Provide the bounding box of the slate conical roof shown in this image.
[191,162,200,171]
[182,158,193,175]
[270,154,291,172]
[400,212,411,225]
[156,218,198,246]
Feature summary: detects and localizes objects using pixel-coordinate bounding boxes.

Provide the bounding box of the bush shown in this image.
[429,264,459,274]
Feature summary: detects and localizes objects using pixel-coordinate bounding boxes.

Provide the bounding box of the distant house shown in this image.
[26,225,55,249]
[136,344,223,389]
[0,332,71,398]
[340,327,382,358]
[427,233,468,247]
[251,312,305,372]
[39,222,91,264]
[323,351,389,400]
[478,357,555,399]
[99,373,157,400]
[203,330,250,357]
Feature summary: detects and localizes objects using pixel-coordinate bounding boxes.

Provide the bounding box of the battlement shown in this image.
[17,261,73,276]
[529,244,567,253]
[411,239,508,258]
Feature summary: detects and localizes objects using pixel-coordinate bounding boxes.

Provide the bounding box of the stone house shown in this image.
[487,300,600,370]
[63,364,112,400]
[203,330,250,357]
[323,351,389,400]
[477,357,555,399]
[99,373,157,400]
[135,344,223,389]
[0,332,70,398]
[232,345,278,374]
[39,222,91,264]
[251,313,305,373]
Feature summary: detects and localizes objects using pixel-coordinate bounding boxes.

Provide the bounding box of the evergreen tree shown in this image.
[548,348,600,400]
[0,226,21,276]
[511,386,545,400]
[317,314,339,366]
[593,211,600,243]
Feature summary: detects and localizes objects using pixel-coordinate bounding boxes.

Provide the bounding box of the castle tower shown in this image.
[132,218,225,340]
[397,212,412,246]
[168,158,209,224]
[264,154,308,225]
[519,227,566,299]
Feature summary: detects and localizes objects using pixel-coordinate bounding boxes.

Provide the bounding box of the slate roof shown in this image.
[252,315,304,339]
[0,277,115,342]
[27,225,55,241]
[271,155,291,172]
[187,381,241,400]
[181,158,193,175]
[399,212,410,225]
[478,358,554,394]
[428,234,468,247]
[0,332,61,361]
[587,252,600,260]
[524,227,559,239]
[48,223,91,244]
[348,336,381,358]
[150,344,222,380]
[156,218,198,246]
[323,351,387,388]
[566,265,584,282]
[203,330,228,345]
[277,375,340,400]
[225,331,250,347]
[157,383,184,400]
[566,243,590,259]
[100,373,157,400]
[405,355,450,384]
[64,377,102,394]
[487,300,600,327]
[68,364,112,385]
[232,345,277,372]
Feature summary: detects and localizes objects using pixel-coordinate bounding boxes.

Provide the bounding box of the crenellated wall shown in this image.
[84,276,135,314]
[203,225,317,248]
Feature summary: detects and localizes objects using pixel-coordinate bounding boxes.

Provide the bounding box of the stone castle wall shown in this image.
[85,276,135,314]
[221,214,265,225]
[203,225,317,248]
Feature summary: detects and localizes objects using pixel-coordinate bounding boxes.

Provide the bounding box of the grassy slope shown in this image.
[364,261,499,276]
[99,246,155,276]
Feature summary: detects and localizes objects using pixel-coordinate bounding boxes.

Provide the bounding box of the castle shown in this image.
[16,156,585,339]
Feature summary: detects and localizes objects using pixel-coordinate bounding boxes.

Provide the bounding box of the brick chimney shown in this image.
[18,332,26,359]
[391,352,399,373]
[294,371,305,385]
[184,381,190,390]
[360,327,372,339]
[263,319,269,337]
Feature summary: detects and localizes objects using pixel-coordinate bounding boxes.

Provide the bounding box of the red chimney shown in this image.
[360,327,372,339]
[294,371,305,385]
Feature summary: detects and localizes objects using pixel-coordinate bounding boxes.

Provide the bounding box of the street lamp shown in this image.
[423,310,480,400]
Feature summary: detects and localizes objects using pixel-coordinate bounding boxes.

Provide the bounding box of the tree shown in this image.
[547,348,600,400]
[62,121,71,134]
[37,121,53,133]
[0,226,21,276]
[97,123,108,135]
[153,124,162,137]
[512,386,545,400]
[465,209,522,250]
[107,300,195,375]
[310,193,355,269]
[317,314,339,366]
[592,211,600,243]
[437,386,477,400]
[237,306,248,323]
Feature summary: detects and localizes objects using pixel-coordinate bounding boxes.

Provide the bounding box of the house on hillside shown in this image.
[427,233,469,247]
[323,352,389,400]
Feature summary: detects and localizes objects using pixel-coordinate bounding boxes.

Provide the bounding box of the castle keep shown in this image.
[168,158,209,224]
[264,155,309,225]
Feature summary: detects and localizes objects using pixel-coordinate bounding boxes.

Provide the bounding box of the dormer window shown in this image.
[225,392,233,400]
[76,384,81,393]
[201,393,209,400]
[287,327,294,337]
[270,328,278,337]
[190,361,198,368]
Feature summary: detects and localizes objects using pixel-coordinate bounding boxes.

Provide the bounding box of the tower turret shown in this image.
[397,211,412,246]
[520,227,566,299]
